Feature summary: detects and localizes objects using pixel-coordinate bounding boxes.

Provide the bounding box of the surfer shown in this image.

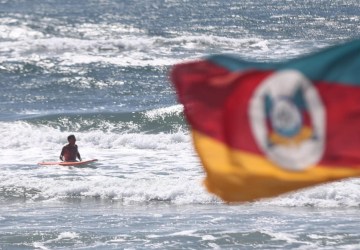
[59,135,82,162]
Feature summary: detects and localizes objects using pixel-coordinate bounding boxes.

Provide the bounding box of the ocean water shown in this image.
[1,0,360,249]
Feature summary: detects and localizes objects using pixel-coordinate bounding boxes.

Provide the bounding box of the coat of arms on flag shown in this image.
[250,69,325,171]
[171,40,360,202]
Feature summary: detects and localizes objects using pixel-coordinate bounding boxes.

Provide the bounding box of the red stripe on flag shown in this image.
[172,60,272,153]
[317,82,360,167]
[172,60,237,143]
[223,70,272,154]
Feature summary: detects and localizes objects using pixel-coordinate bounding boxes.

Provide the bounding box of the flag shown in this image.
[171,40,360,202]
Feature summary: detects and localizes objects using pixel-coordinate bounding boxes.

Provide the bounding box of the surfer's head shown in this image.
[67,134,76,144]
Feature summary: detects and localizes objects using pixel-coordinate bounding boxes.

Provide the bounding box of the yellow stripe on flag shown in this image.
[192,130,360,202]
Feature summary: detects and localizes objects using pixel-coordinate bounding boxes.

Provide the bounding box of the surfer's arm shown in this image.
[75,145,82,161]
[60,147,65,161]
[77,152,82,161]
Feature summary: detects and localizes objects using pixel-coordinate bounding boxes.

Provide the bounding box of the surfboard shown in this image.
[38,159,98,166]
